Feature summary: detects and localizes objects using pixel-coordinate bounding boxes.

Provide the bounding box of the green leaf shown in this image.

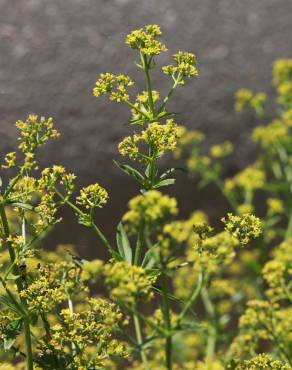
[152,286,183,303]
[6,273,20,281]
[160,167,185,180]
[145,163,151,177]
[0,294,26,316]
[142,245,159,270]
[11,202,35,212]
[4,319,22,350]
[116,222,132,264]
[154,178,175,188]
[114,161,145,184]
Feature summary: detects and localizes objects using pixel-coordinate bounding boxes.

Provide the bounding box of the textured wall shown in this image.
[1,0,292,256]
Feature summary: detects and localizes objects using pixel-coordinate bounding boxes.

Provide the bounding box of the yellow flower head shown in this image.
[222,213,262,245]
[126,25,167,55]
[76,183,109,210]
[123,190,178,233]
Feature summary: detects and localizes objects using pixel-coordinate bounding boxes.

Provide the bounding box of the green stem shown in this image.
[124,100,150,120]
[133,314,150,370]
[55,190,115,256]
[206,326,216,367]
[23,318,34,370]
[158,74,181,114]
[0,203,17,266]
[90,222,116,257]
[178,271,203,323]
[0,202,34,370]
[141,54,155,117]
[161,266,172,370]
[201,287,216,365]
[285,211,292,240]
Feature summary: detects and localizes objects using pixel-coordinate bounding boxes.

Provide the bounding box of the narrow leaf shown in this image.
[154,179,175,188]
[114,161,145,184]
[160,167,186,180]
[142,245,159,270]
[116,222,132,264]
[4,319,22,350]
[11,202,35,212]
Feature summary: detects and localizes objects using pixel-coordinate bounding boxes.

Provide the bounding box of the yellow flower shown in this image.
[122,190,178,233]
[222,213,262,245]
[93,73,134,102]
[267,198,284,215]
[209,141,233,158]
[126,25,167,55]
[163,52,198,80]
[103,261,156,303]
[1,152,16,169]
[76,183,109,210]
[253,119,287,148]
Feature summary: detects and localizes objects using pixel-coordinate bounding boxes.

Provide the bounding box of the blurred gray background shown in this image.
[1,0,292,257]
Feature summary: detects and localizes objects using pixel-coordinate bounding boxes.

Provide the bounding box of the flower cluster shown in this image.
[39,165,76,196]
[93,73,134,102]
[209,141,233,159]
[15,115,59,170]
[122,190,178,233]
[193,231,240,271]
[81,259,103,284]
[76,183,109,210]
[272,60,292,108]
[262,239,292,302]
[162,52,198,81]
[252,119,288,148]
[273,59,292,86]
[1,152,16,170]
[235,89,266,115]
[222,213,262,245]
[224,166,265,192]
[19,265,67,313]
[37,298,128,368]
[234,353,291,370]
[232,300,292,362]
[125,24,167,55]
[267,198,284,215]
[119,119,180,161]
[103,261,156,303]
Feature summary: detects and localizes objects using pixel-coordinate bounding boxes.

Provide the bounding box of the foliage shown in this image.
[0,25,291,369]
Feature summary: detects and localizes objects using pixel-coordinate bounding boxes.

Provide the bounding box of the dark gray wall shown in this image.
[1,0,292,257]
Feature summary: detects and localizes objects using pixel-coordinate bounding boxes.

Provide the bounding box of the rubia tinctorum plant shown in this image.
[1,25,289,370]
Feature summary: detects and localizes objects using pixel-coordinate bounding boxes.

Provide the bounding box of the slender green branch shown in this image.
[90,222,116,257]
[141,53,155,117]
[124,99,150,120]
[3,173,22,199]
[55,190,115,256]
[133,314,150,370]
[23,318,34,370]
[285,210,292,240]
[158,73,181,114]
[160,264,172,370]
[201,287,217,365]
[177,271,203,323]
